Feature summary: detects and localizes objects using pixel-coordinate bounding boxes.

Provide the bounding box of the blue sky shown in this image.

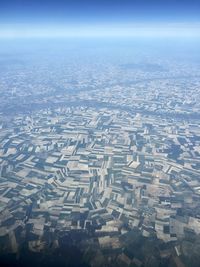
[0,0,200,38]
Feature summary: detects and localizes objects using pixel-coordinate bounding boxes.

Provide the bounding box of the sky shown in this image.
[0,0,200,38]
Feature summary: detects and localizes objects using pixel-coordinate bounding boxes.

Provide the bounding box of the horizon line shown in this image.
[0,22,200,39]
